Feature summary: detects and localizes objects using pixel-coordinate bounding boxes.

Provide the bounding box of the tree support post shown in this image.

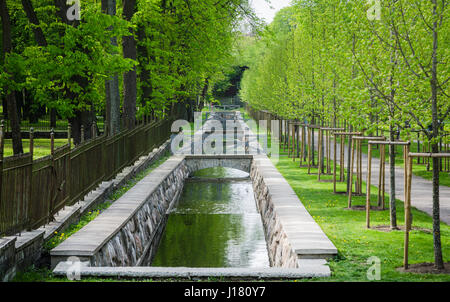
[366,140,410,228]
[348,136,385,208]
[403,152,450,269]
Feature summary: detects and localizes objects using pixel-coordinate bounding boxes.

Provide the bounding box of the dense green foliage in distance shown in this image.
[240,1,449,142]
[0,0,261,148]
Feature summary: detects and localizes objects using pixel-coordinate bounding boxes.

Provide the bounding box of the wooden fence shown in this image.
[0,118,172,236]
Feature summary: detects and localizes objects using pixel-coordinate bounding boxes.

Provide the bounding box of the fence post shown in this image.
[0,121,4,235]
[68,123,72,148]
[51,129,55,156]
[91,122,96,139]
[49,128,55,218]
[366,143,373,228]
[67,123,72,205]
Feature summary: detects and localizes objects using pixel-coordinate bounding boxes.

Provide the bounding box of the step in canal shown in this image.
[151,167,270,268]
[50,112,337,279]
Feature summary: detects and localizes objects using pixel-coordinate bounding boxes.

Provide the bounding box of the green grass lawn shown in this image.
[11,113,449,282]
[13,152,171,282]
[0,116,105,132]
[3,139,71,159]
[246,112,449,281]
[16,146,449,282]
[363,140,449,187]
[273,148,450,281]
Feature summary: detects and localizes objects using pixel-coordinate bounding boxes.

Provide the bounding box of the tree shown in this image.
[386,0,449,269]
[102,0,121,136]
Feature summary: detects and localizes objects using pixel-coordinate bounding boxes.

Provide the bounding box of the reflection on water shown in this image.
[151,167,270,268]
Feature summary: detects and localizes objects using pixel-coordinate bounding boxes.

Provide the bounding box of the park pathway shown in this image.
[308,131,450,225]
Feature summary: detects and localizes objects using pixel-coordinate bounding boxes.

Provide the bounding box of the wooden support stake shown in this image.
[318,128,322,181]
[327,130,331,174]
[284,120,288,151]
[0,121,4,213]
[403,145,408,219]
[278,119,282,144]
[92,122,97,139]
[377,142,382,207]
[404,153,413,269]
[356,139,360,194]
[333,133,337,193]
[308,127,312,174]
[291,123,296,160]
[378,144,385,208]
[68,124,72,148]
[296,125,300,160]
[287,122,291,157]
[300,125,305,166]
[50,128,55,156]
[311,127,315,167]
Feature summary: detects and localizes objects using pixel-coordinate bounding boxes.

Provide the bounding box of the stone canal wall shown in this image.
[50,155,253,267]
[250,155,337,268]
[250,160,298,268]
[51,156,188,267]
[0,140,172,280]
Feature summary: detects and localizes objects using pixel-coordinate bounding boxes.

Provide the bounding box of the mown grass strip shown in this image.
[273,148,450,282]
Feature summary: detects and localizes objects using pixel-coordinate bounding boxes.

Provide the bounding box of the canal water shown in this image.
[151,167,270,268]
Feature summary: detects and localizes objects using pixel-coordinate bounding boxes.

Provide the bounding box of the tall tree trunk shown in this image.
[21,0,48,47]
[137,25,152,108]
[102,0,121,136]
[122,0,137,129]
[347,33,357,193]
[23,0,61,131]
[1,0,23,155]
[197,77,209,113]
[346,125,352,192]
[430,0,444,270]
[54,0,72,25]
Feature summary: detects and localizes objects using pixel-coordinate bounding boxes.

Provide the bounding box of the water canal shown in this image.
[151,167,270,268]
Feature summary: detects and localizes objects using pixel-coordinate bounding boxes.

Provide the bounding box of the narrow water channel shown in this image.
[151,167,270,268]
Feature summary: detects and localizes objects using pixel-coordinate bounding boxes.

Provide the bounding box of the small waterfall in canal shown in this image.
[151,167,270,268]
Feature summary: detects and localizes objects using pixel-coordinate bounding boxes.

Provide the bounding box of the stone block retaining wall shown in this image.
[250,155,337,267]
[0,238,16,281]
